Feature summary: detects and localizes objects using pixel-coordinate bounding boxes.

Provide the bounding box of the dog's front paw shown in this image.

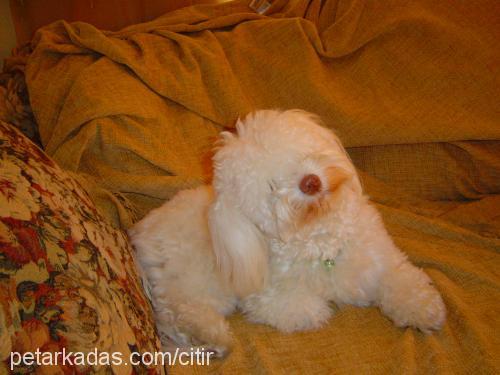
[156,302,233,358]
[379,263,446,332]
[388,285,446,333]
[243,292,332,333]
[165,327,232,359]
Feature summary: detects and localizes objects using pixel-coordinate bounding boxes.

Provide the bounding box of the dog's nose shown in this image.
[300,174,322,195]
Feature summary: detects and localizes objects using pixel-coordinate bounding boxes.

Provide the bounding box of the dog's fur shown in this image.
[129,109,446,356]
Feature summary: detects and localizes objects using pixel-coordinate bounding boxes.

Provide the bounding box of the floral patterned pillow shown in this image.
[0,121,166,374]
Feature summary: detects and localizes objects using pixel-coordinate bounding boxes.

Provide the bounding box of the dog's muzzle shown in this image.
[300,174,322,195]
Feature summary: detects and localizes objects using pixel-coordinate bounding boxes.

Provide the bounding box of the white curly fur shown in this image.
[128,109,446,356]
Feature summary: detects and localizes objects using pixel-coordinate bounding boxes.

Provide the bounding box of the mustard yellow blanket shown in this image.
[25,0,499,373]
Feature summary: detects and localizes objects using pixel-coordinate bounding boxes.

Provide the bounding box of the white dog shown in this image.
[129,109,446,356]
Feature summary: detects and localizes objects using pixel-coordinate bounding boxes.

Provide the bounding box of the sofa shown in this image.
[1,0,499,373]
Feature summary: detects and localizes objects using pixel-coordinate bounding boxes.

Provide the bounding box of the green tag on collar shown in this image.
[323,259,335,269]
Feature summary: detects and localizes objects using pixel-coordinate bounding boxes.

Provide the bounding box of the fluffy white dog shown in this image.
[129,109,446,356]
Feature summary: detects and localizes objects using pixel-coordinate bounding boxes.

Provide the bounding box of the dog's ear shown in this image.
[208,196,268,298]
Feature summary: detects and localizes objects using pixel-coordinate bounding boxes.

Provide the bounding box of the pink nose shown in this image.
[299,174,322,195]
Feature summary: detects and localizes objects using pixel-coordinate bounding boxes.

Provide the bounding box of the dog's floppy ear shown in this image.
[208,196,268,298]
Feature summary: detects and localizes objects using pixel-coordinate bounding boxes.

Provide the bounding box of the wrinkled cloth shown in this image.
[25,0,500,217]
[24,0,500,373]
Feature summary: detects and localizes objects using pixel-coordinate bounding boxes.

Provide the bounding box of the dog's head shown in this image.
[209,109,362,297]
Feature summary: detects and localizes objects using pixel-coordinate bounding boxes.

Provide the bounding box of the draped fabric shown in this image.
[24,1,500,373]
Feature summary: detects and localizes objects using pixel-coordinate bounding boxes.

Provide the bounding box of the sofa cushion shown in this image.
[0,120,165,374]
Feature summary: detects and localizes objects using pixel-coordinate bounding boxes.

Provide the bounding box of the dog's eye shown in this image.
[268,180,277,192]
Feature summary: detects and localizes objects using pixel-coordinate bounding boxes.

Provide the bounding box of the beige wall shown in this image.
[0,0,16,64]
